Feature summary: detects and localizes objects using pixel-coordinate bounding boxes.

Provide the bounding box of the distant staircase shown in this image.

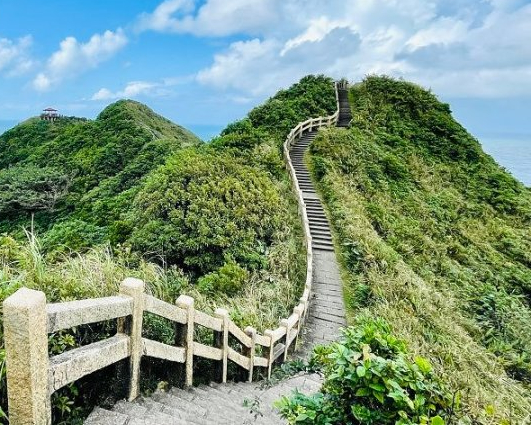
[336,79,352,127]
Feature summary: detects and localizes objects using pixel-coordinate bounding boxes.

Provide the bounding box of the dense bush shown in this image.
[197,260,249,296]
[129,149,285,274]
[277,320,451,425]
[0,164,71,215]
[248,75,336,138]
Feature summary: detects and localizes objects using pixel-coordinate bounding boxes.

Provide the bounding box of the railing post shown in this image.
[244,327,256,382]
[265,329,274,379]
[293,304,305,349]
[118,278,144,401]
[214,308,229,383]
[280,319,291,362]
[177,295,195,387]
[4,288,51,425]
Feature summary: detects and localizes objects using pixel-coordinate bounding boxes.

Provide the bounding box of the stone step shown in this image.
[308,218,328,224]
[308,216,328,222]
[311,229,332,236]
[312,244,335,252]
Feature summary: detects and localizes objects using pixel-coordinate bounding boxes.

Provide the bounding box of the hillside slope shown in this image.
[309,76,531,422]
[0,100,200,248]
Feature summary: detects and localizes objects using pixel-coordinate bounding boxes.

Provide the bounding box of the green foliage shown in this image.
[0,164,71,215]
[197,260,249,296]
[276,320,452,425]
[129,149,284,274]
[309,75,531,421]
[42,219,107,253]
[0,100,200,240]
[247,75,336,138]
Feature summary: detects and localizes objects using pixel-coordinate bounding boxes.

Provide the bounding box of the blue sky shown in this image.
[1,0,531,142]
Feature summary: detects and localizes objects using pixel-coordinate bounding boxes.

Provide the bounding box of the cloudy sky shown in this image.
[1,0,531,142]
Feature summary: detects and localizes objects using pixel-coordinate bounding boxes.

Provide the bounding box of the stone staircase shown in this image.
[87,373,322,425]
[337,84,352,127]
[84,104,350,425]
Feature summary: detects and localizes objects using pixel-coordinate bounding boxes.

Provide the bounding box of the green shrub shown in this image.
[197,260,249,296]
[42,219,107,253]
[129,149,284,275]
[277,320,452,425]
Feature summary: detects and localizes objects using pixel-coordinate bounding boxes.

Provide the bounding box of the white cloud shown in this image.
[91,88,115,101]
[190,0,531,98]
[91,79,180,101]
[137,0,281,36]
[0,35,35,76]
[405,17,469,50]
[33,29,128,91]
[281,17,346,56]
[197,27,361,96]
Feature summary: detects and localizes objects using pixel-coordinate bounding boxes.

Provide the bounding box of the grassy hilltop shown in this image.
[307,76,531,422]
[0,100,200,246]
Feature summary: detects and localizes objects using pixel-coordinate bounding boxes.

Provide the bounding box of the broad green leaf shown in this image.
[431,416,445,425]
[355,387,371,397]
[373,390,385,404]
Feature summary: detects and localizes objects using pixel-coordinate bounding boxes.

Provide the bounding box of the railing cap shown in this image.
[120,277,144,291]
[176,295,194,307]
[244,326,256,336]
[3,287,46,309]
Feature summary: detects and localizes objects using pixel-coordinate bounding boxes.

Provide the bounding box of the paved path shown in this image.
[85,127,348,425]
[291,131,347,356]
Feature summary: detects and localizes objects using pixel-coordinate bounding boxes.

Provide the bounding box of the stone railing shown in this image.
[2,81,341,425]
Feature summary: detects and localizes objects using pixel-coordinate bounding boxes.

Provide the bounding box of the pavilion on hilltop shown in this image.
[41,107,61,121]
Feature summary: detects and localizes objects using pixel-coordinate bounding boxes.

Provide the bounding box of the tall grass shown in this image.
[308,76,531,423]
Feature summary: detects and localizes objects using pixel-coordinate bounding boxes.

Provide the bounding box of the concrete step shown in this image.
[85,374,323,424]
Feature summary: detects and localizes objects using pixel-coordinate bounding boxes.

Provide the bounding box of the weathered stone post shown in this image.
[293,304,305,349]
[244,327,256,382]
[118,278,144,401]
[264,329,274,379]
[176,295,194,387]
[280,319,291,362]
[4,288,51,424]
[214,308,229,383]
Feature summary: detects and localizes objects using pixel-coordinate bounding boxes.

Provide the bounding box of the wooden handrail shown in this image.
[2,81,341,424]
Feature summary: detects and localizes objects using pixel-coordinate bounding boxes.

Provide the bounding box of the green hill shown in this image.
[0,100,200,248]
[309,76,531,422]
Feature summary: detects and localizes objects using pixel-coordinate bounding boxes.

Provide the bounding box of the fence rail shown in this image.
[2,82,341,425]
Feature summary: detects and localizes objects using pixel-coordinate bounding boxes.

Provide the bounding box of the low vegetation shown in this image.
[277,320,451,425]
[305,76,531,423]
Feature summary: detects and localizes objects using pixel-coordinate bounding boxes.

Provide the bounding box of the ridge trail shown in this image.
[85,86,352,425]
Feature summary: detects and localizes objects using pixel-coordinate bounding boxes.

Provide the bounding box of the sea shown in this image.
[0,120,529,187]
[479,135,531,187]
